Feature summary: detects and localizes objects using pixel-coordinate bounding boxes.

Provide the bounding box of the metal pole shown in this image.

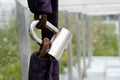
[74,13,82,80]
[86,15,93,67]
[16,0,31,80]
[118,14,120,57]
[64,11,73,80]
[81,14,87,78]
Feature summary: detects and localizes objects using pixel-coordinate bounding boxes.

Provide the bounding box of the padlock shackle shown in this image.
[29,20,59,45]
[46,21,59,33]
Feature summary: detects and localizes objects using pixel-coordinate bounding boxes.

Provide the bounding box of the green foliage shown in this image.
[59,51,68,73]
[0,19,20,80]
[93,23,118,56]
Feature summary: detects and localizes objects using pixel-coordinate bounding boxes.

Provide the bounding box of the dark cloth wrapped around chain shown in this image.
[28,0,59,80]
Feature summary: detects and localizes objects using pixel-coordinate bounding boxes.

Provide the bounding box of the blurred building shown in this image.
[0,0,15,28]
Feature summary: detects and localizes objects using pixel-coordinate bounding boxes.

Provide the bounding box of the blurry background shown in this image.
[0,0,119,80]
[0,0,20,80]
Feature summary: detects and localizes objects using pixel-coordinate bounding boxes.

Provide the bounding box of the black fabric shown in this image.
[42,0,58,40]
[27,0,52,14]
[28,53,50,80]
[28,0,59,80]
[28,53,59,80]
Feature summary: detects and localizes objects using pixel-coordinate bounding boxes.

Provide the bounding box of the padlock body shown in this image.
[48,28,72,60]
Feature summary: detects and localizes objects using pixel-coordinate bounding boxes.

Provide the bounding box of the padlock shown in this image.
[29,20,72,60]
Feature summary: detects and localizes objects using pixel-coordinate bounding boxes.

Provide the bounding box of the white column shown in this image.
[74,13,82,80]
[81,14,87,77]
[64,11,73,80]
[86,15,93,67]
[16,1,31,80]
[118,14,120,57]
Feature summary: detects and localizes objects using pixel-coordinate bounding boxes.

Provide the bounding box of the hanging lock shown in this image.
[29,20,72,60]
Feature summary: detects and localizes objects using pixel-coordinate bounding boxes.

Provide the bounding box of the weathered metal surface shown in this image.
[16,0,31,80]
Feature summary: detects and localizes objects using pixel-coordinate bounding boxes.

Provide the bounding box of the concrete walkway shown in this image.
[60,57,120,80]
[84,57,120,80]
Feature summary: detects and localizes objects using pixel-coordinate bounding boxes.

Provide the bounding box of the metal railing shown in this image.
[63,12,93,80]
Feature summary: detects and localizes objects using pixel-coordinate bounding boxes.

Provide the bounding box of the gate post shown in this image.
[16,0,31,80]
